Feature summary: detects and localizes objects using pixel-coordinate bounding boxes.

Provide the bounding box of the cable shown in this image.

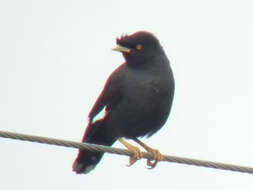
[0,130,252,174]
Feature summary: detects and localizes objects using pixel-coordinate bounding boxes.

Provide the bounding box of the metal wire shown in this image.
[0,130,253,174]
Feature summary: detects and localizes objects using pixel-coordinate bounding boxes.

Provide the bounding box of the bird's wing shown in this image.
[88,64,126,122]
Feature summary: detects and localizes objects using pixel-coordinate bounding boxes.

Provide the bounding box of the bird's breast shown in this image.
[108,64,174,138]
[124,75,171,112]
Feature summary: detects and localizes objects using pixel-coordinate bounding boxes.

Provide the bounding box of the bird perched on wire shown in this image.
[72,31,175,174]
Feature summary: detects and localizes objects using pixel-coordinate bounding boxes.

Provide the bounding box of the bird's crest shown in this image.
[116,33,129,44]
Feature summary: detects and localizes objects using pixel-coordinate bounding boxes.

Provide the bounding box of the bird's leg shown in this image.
[118,138,142,166]
[133,138,164,169]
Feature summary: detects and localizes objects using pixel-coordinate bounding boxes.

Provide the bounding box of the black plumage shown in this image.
[72,31,175,174]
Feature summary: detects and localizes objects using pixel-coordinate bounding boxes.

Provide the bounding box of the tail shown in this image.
[72,119,116,174]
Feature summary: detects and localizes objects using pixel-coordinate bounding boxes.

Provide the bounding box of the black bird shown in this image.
[72,31,175,174]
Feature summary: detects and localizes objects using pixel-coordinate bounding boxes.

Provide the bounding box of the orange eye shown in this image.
[136,44,143,51]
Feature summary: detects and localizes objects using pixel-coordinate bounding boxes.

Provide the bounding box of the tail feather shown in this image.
[72,119,116,174]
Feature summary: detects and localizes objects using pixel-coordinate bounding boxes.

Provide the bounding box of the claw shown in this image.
[127,150,142,166]
[146,148,164,169]
[133,138,164,169]
[118,138,142,167]
[147,159,158,168]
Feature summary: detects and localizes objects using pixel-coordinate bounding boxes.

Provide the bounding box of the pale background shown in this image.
[1,0,253,189]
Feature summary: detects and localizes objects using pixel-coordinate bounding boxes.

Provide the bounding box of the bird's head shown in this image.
[113,31,163,66]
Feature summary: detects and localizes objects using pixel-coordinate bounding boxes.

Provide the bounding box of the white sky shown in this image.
[1,0,253,189]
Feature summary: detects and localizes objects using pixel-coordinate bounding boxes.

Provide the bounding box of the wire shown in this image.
[0,130,253,174]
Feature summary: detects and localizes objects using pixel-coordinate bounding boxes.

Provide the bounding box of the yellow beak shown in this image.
[112,45,131,53]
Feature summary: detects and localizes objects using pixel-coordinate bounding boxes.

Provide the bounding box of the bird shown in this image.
[72,31,175,174]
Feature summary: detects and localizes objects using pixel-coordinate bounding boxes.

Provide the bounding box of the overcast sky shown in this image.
[1,0,253,189]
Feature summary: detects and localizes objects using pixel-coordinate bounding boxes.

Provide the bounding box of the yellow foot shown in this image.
[128,145,142,166]
[118,138,142,166]
[133,138,164,169]
[146,148,164,169]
